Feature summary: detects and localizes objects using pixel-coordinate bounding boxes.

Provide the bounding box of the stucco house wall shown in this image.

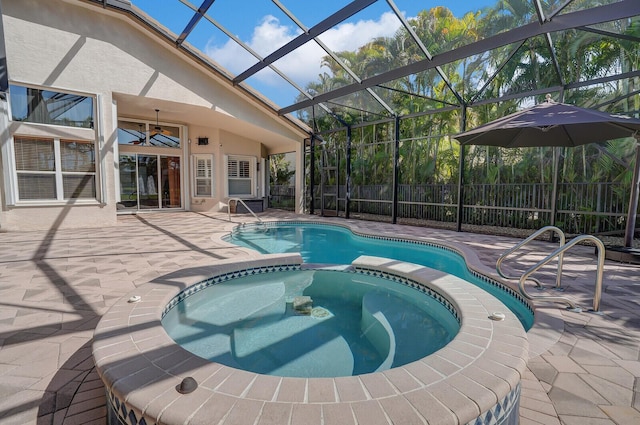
[0,0,308,231]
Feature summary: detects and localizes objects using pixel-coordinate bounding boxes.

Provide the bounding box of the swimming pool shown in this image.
[225,221,534,329]
[162,268,460,377]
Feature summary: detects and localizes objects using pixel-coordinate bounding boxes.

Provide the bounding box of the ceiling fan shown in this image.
[150,109,172,136]
[126,124,146,145]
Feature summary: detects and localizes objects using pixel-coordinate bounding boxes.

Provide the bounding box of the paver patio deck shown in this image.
[0,210,638,425]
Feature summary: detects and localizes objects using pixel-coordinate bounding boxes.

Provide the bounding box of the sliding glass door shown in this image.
[118,154,137,209]
[118,154,181,211]
[160,156,181,208]
[138,155,158,209]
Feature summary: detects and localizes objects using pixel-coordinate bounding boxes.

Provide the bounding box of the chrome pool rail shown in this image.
[227,197,262,223]
[496,225,566,289]
[501,228,605,313]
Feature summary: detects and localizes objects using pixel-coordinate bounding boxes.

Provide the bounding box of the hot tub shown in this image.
[93,254,527,425]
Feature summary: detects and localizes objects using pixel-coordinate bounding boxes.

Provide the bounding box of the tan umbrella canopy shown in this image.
[455,97,640,247]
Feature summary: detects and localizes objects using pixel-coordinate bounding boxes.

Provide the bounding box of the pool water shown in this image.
[162,269,459,378]
[225,222,534,330]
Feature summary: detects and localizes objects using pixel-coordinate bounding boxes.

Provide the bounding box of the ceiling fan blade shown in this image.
[150,127,172,136]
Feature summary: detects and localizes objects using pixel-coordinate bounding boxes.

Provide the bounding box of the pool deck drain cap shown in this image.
[176,377,198,394]
[489,312,506,321]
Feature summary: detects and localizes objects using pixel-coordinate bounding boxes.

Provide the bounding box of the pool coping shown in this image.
[92,253,528,425]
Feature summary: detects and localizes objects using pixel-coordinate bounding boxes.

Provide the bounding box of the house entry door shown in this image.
[118,154,181,211]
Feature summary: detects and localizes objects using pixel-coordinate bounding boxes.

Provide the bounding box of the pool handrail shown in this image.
[227,197,262,223]
[496,225,566,289]
[517,234,605,312]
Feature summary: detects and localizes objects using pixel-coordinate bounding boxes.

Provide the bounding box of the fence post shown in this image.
[309,135,315,215]
[346,126,351,219]
[624,141,640,247]
[392,115,400,224]
[456,105,467,232]
[596,182,602,234]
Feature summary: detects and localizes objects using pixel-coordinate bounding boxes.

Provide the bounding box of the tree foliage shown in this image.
[300,2,639,195]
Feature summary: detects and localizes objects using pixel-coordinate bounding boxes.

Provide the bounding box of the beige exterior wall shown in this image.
[0,0,308,231]
[187,125,221,213]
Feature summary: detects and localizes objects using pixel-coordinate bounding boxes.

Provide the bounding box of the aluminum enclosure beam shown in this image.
[279,1,640,115]
[176,0,216,46]
[233,0,377,84]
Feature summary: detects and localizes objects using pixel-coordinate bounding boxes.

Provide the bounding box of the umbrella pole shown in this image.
[624,140,640,247]
[550,147,559,230]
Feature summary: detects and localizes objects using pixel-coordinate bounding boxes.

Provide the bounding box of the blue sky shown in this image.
[131,1,497,108]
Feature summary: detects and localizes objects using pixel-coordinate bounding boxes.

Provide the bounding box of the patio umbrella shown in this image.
[454,97,640,248]
[454,98,640,148]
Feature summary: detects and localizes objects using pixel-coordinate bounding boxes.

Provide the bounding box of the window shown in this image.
[14,136,96,201]
[227,155,255,197]
[117,120,180,148]
[10,85,94,129]
[192,154,214,197]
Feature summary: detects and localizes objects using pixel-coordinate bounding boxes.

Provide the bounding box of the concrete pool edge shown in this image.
[92,254,528,425]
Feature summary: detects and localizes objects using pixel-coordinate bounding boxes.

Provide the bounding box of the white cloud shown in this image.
[320,11,401,52]
[204,12,403,90]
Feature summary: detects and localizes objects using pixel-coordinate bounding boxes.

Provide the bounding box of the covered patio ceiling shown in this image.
[90,0,639,129]
[113,93,302,150]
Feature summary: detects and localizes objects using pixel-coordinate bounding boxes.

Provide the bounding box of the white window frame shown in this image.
[191,154,214,198]
[4,83,100,206]
[225,154,256,198]
[13,136,97,203]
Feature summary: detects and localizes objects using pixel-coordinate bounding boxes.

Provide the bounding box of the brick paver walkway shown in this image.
[0,211,638,424]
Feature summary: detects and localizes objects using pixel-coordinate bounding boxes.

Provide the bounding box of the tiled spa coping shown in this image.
[92,254,528,425]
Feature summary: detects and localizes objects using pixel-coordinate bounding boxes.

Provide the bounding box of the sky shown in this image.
[131,0,498,108]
